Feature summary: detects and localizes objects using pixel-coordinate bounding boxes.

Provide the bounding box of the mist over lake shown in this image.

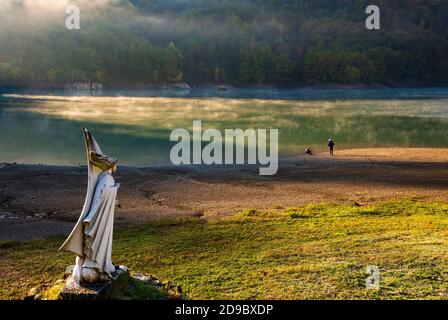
[1,87,448,166]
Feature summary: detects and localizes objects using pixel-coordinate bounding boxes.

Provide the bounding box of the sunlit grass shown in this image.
[1,200,448,300]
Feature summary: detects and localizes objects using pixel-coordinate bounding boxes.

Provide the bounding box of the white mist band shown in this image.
[170,121,278,176]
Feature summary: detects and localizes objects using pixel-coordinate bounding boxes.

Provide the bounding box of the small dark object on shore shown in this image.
[305,149,313,155]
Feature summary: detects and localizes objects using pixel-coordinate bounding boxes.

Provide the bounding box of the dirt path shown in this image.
[0,148,447,240]
[0,211,72,241]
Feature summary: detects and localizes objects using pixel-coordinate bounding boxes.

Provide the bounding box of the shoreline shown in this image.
[1,147,448,169]
[1,147,447,241]
[2,82,448,91]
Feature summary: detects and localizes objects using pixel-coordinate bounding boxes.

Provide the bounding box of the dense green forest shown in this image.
[0,0,448,86]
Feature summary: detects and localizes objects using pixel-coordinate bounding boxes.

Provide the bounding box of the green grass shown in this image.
[2,200,448,300]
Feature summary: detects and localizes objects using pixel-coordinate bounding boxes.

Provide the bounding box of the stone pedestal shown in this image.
[26,266,185,300]
[59,266,130,300]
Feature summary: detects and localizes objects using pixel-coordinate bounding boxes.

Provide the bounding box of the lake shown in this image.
[1,87,448,166]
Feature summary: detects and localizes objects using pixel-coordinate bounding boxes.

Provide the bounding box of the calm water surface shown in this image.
[0,87,447,166]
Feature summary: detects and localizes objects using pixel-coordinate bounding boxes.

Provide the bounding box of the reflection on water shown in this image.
[0,87,447,166]
[3,86,448,100]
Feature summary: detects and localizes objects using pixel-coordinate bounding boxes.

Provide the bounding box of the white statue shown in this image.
[60,128,120,285]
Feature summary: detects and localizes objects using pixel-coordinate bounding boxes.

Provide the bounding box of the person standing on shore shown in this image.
[328,138,335,156]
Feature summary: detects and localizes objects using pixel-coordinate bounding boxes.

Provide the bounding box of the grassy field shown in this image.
[1,199,448,300]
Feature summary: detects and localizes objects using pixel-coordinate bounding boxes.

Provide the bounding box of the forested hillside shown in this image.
[0,0,447,86]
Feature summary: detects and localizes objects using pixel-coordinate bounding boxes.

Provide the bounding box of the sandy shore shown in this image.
[1,148,447,240]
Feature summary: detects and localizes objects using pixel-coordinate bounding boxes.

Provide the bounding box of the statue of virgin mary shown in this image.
[59,128,120,285]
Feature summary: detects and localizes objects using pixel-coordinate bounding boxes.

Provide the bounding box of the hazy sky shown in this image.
[0,0,173,37]
[0,0,113,11]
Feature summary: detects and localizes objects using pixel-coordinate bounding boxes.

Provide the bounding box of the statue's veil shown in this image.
[59,128,108,256]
